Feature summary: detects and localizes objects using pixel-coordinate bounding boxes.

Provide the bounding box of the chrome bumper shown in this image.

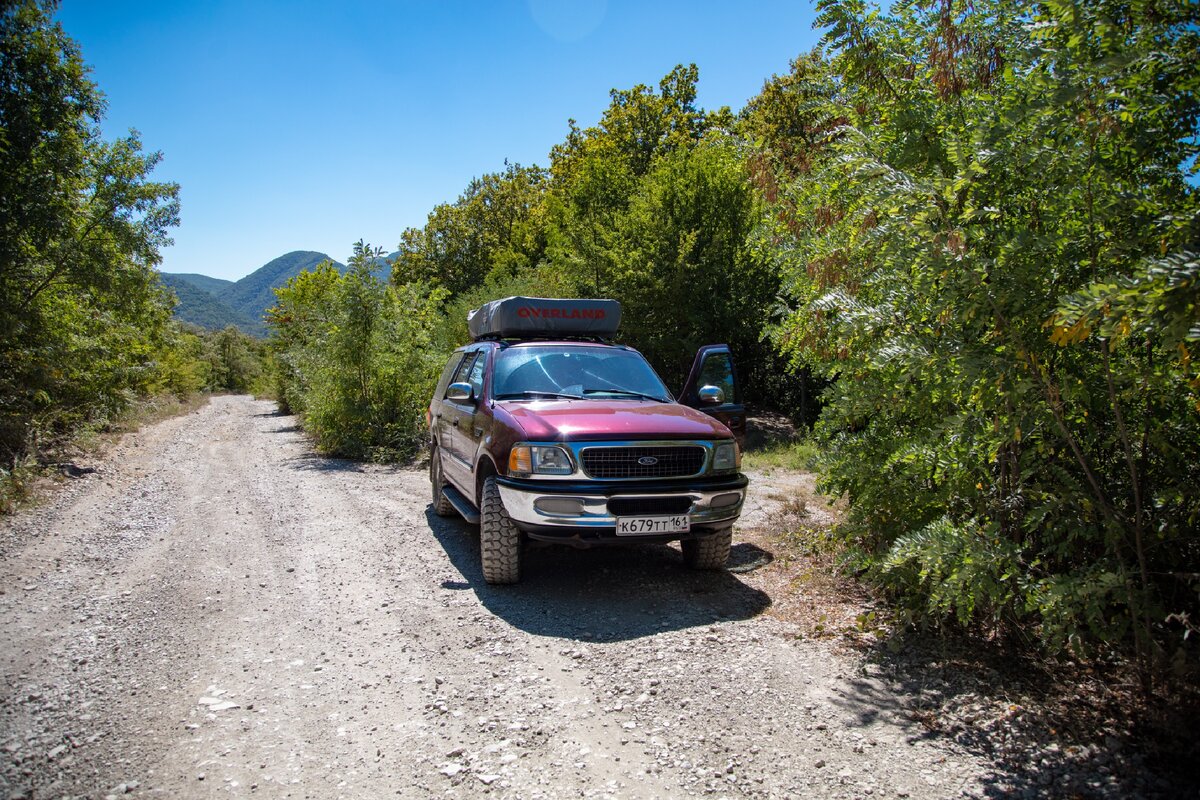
[496,482,745,529]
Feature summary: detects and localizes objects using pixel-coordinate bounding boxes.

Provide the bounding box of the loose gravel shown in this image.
[0,396,1182,798]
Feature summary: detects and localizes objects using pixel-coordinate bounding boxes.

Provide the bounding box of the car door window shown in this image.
[467,350,486,399]
[438,353,465,394]
[446,352,477,399]
[697,352,737,405]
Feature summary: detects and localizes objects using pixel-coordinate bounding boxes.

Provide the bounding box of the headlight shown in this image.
[508,444,574,477]
[712,441,740,473]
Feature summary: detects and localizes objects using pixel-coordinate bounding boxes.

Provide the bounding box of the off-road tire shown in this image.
[480,476,522,584]
[682,529,732,570]
[430,447,454,517]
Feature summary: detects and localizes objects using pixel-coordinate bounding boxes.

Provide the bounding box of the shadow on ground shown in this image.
[283,453,369,473]
[826,633,1200,798]
[425,507,770,643]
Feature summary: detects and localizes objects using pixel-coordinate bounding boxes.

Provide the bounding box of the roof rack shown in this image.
[479,333,615,345]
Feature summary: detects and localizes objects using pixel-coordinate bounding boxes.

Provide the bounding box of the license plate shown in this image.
[615,515,690,536]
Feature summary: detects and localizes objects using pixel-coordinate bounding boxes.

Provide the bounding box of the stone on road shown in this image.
[0,395,986,798]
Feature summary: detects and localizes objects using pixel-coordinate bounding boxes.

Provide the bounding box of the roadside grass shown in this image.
[0,392,209,515]
[741,438,821,473]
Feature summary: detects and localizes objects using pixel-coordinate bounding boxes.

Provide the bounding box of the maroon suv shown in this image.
[428,297,748,584]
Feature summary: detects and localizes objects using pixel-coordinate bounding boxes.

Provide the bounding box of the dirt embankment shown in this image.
[0,396,1179,798]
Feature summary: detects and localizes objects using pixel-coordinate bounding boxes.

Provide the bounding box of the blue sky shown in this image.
[57,1,821,281]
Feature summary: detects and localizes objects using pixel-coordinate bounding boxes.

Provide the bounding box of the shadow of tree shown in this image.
[826,634,1198,798]
[283,453,368,473]
[424,506,771,643]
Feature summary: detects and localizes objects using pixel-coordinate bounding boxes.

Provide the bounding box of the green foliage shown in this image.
[606,138,775,388]
[219,250,342,324]
[269,243,448,461]
[202,326,269,393]
[0,0,180,461]
[395,164,548,296]
[538,66,780,391]
[544,64,711,297]
[759,0,1200,668]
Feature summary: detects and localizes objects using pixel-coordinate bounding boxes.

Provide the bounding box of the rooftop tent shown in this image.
[467,296,621,340]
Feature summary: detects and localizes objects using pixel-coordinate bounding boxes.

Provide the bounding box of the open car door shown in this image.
[679,344,746,448]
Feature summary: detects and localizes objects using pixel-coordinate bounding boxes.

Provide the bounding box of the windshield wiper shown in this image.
[582,389,668,402]
[494,391,582,400]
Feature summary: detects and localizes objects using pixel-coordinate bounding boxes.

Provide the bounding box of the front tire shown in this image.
[480,476,522,584]
[430,446,454,517]
[682,529,732,570]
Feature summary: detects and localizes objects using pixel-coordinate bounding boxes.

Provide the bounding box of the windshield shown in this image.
[493,345,671,402]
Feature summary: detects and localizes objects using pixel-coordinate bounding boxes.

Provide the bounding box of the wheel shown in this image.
[682,529,732,570]
[430,446,454,517]
[480,476,522,584]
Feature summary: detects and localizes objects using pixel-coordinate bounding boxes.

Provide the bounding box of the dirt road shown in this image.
[0,395,993,799]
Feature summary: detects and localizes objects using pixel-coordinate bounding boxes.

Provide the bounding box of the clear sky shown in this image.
[56,1,822,281]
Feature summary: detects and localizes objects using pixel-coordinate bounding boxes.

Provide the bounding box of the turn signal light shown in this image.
[509,446,532,475]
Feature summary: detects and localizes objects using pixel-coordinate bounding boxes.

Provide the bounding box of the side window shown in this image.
[698,353,737,405]
[467,350,486,398]
[437,353,465,395]
[445,352,477,399]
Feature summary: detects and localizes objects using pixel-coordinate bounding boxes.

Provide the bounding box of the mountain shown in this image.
[162,250,345,337]
[161,249,402,337]
[220,251,343,321]
[160,274,265,335]
[165,272,233,296]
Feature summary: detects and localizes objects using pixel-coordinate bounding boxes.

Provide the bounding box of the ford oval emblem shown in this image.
[637,456,659,466]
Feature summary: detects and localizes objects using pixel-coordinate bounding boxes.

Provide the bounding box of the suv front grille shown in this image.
[580,446,705,479]
[607,496,694,516]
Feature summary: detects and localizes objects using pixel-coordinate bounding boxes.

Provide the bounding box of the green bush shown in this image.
[759,0,1199,671]
[269,243,448,461]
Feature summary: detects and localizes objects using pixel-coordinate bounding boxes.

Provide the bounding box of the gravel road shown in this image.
[2,395,1003,798]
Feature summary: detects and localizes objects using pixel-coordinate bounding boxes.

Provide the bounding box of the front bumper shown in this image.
[495,473,748,544]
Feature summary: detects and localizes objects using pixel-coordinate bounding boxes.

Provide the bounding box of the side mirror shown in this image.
[446,382,473,402]
[697,385,724,405]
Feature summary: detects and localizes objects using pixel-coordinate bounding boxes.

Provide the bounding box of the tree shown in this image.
[760,0,1199,669]
[609,138,775,389]
[393,163,548,296]
[269,243,448,460]
[545,64,715,296]
[0,1,180,457]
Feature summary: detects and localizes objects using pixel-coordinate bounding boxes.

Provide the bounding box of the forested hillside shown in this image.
[163,272,232,296]
[219,251,341,321]
[163,250,395,336]
[272,0,1199,675]
[159,274,261,333]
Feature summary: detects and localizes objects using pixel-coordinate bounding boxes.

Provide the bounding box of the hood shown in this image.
[497,399,732,442]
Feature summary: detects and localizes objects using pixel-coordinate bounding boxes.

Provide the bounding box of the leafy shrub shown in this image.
[759,0,1200,671]
[269,243,448,461]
